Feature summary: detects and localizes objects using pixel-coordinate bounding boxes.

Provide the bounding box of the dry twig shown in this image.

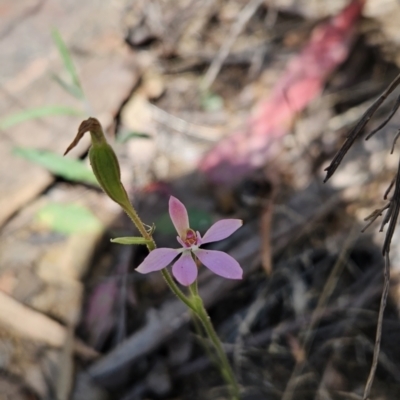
[200,0,264,92]
[384,176,395,199]
[324,73,400,183]
[363,253,390,400]
[391,129,400,154]
[361,204,390,233]
[381,155,400,256]
[323,72,400,400]
[365,94,400,140]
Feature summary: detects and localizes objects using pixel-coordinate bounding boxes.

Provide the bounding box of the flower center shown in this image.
[183,229,197,247]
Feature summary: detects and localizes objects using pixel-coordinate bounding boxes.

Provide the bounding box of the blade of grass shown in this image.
[0,106,84,129]
[51,73,84,99]
[51,28,84,98]
[116,131,151,143]
[13,147,98,186]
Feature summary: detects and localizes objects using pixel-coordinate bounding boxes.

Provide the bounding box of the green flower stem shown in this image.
[190,280,199,296]
[189,283,240,399]
[190,310,220,373]
[161,269,195,310]
[122,203,156,251]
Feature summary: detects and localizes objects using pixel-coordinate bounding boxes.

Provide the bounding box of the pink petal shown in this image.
[172,251,198,286]
[169,196,190,238]
[200,219,242,244]
[136,248,179,274]
[194,249,242,280]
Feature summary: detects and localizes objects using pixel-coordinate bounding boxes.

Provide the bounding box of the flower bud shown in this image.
[64,118,131,208]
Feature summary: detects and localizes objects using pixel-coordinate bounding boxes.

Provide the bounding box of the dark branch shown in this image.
[361,204,390,233]
[382,154,400,255]
[391,129,400,154]
[324,73,400,183]
[384,176,395,200]
[365,94,400,140]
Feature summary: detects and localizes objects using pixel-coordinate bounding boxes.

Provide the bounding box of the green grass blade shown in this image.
[51,73,84,99]
[51,28,83,96]
[13,147,99,186]
[116,130,151,143]
[0,106,84,129]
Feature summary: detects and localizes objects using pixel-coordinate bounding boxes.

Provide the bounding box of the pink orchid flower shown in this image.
[136,196,243,286]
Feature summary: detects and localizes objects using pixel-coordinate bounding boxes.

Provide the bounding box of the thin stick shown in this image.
[382,155,400,254]
[362,156,400,397]
[365,94,400,140]
[384,176,395,200]
[200,0,264,92]
[361,204,390,232]
[362,252,390,400]
[391,129,400,154]
[324,73,400,182]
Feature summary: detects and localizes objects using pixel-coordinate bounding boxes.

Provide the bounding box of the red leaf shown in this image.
[200,0,365,185]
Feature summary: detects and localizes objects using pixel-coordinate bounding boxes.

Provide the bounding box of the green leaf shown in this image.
[51,28,83,97]
[51,73,84,99]
[0,106,84,129]
[155,208,213,235]
[13,147,98,186]
[116,130,151,144]
[36,203,103,234]
[111,237,153,245]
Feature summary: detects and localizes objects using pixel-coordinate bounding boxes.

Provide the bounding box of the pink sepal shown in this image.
[195,249,243,280]
[136,248,179,274]
[200,219,242,245]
